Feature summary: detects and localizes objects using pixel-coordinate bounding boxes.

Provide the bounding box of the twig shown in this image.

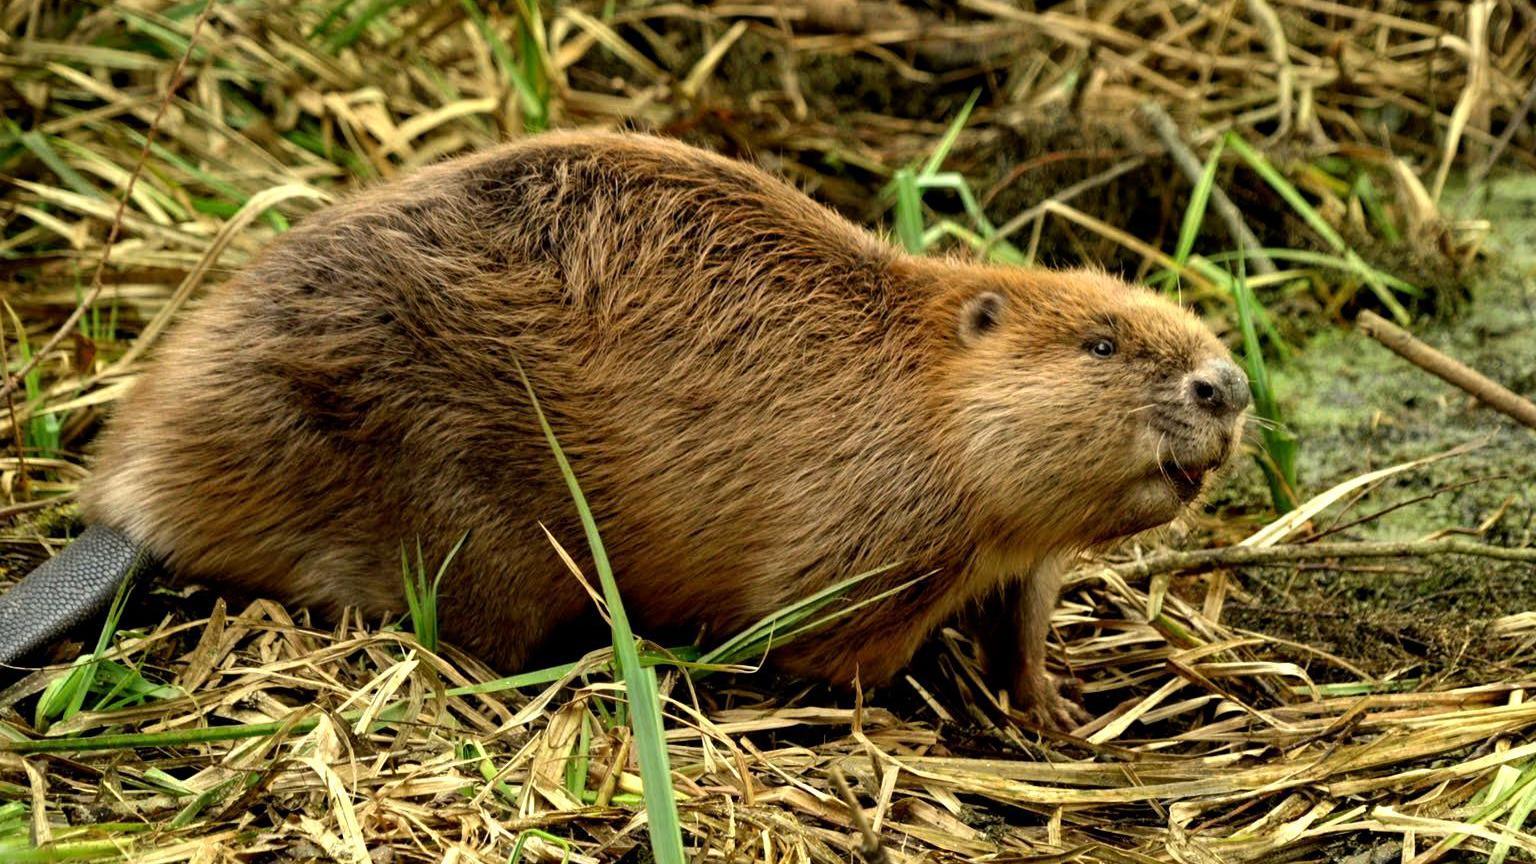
[829,765,888,864]
[1296,474,1506,544]
[1459,70,1536,213]
[0,493,72,521]
[1102,538,1536,581]
[1242,0,1293,139]
[1356,310,1536,431]
[1137,101,1277,276]
[0,0,218,402]
[987,157,1147,247]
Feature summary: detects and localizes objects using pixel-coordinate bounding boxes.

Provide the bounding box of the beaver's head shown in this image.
[933,266,1249,547]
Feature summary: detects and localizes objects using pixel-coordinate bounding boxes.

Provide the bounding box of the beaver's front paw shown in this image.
[1014,671,1091,732]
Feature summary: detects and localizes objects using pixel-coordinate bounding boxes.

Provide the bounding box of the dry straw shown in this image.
[1,0,1533,861]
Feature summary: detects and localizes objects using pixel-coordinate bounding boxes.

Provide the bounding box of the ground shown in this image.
[1215,174,1536,684]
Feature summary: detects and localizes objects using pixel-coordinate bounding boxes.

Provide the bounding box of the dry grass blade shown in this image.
[0,0,219,402]
[1430,1,1494,204]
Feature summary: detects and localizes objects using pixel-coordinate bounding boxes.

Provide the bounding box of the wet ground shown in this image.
[1214,174,1536,682]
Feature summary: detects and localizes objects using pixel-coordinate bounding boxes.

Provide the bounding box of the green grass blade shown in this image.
[88,659,180,713]
[324,0,411,49]
[1181,257,1291,357]
[1435,758,1536,863]
[400,544,421,618]
[5,300,61,456]
[1228,259,1297,512]
[14,128,98,199]
[700,573,931,673]
[116,129,289,230]
[167,774,243,829]
[1341,248,1413,322]
[917,172,998,234]
[920,89,981,177]
[695,563,900,667]
[565,714,592,797]
[1490,765,1536,864]
[116,8,213,65]
[510,829,573,864]
[926,220,1029,266]
[432,529,470,594]
[34,571,135,730]
[1194,247,1420,295]
[1352,173,1402,245]
[1225,132,1344,251]
[0,838,141,862]
[399,528,468,653]
[1174,136,1226,266]
[515,0,551,125]
[513,360,685,864]
[1224,132,1411,323]
[891,168,925,252]
[458,0,547,132]
[310,0,361,39]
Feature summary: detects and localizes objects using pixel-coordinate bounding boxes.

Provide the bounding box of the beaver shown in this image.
[0,131,1248,728]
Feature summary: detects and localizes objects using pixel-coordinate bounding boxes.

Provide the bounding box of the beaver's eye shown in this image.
[1087,337,1117,358]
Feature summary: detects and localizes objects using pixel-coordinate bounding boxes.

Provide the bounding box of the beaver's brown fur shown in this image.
[80,131,1248,728]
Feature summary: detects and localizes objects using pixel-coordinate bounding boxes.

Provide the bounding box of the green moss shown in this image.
[1217,172,1536,680]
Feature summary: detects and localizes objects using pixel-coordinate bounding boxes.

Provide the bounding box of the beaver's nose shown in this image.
[1186,358,1250,417]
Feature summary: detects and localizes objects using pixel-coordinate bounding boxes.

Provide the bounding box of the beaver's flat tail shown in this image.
[0,525,155,667]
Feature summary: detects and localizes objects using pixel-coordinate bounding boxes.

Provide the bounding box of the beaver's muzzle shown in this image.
[1156,357,1250,500]
[1184,357,1250,418]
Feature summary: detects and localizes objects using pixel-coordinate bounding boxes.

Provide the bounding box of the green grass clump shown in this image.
[1230,261,1299,512]
[4,302,61,459]
[1223,132,1418,324]
[400,530,469,654]
[1148,133,1437,512]
[884,91,1028,265]
[32,573,169,731]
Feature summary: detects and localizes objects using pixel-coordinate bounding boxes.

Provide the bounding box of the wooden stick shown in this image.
[1357,310,1536,431]
[1100,537,1536,582]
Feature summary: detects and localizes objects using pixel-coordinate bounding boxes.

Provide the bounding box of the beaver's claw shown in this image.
[1016,672,1092,733]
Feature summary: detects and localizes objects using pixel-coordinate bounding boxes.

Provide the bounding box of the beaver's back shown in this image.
[80,132,970,674]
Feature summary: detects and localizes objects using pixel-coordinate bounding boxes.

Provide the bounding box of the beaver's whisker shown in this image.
[1156,432,1173,485]
[1240,425,1271,444]
[1166,439,1188,474]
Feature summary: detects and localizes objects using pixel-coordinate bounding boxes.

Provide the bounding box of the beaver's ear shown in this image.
[958,291,1007,346]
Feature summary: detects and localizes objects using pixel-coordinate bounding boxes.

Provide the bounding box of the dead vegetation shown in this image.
[2,0,1536,861]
